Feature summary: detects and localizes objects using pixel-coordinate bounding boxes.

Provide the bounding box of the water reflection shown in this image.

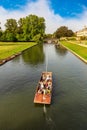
[22,43,45,65]
[12,55,21,63]
[55,44,67,56]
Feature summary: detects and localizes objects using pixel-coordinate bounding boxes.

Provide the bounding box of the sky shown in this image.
[0,0,87,33]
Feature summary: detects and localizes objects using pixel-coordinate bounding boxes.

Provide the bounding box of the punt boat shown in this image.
[34,72,52,104]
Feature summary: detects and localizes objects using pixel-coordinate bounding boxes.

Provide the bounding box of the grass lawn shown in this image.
[0,42,37,60]
[67,40,87,45]
[61,41,87,61]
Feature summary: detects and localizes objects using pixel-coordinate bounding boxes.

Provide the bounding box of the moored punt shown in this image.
[34,72,52,104]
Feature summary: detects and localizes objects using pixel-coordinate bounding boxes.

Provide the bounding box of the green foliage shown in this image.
[0,31,17,42]
[5,19,17,33]
[22,15,45,41]
[54,26,74,38]
[0,15,45,42]
[32,34,41,42]
[0,30,2,38]
[44,34,53,39]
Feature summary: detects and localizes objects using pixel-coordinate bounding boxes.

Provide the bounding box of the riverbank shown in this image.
[61,41,87,64]
[0,42,37,65]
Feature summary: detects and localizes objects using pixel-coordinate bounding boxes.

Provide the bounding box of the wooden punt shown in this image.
[34,72,52,104]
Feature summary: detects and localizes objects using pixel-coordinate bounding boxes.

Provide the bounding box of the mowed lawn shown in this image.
[0,42,37,60]
[61,41,87,61]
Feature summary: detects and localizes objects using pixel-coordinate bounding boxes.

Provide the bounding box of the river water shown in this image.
[0,43,87,130]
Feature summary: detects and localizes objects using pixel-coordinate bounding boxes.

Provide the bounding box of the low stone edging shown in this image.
[0,52,21,66]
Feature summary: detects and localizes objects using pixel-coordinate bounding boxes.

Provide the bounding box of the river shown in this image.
[0,43,87,130]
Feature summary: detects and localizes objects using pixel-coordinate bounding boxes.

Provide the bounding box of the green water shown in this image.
[0,43,87,130]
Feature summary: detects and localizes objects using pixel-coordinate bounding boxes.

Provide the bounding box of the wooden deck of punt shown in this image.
[34,72,52,104]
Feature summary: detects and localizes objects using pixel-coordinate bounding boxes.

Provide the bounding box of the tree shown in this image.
[23,15,45,41]
[17,14,45,42]
[1,14,45,42]
[54,26,74,38]
[17,18,25,41]
[44,34,53,39]
[38,17,45,37]
[0,30,2,38]
[67,29,74,37]
[4,19,17,41]
[5,19,17,33]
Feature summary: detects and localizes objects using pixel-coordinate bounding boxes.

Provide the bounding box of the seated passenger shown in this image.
[39,81,44,89]
[47,88,51,94]
[42,74,46,81]
[48,81,52,88]
[38,89,42,94]
[46,75,51,81]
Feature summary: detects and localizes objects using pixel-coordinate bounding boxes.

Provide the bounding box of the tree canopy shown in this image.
[54,26,74,39]
[0,14,45,42]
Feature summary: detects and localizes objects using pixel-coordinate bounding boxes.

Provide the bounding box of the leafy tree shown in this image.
[4,19,17,41]
[0,30,2,38]
[38,17,45,37]
[54,26,74,38]
[44,34,53,39]
[0,31,17,42]
[67,29,74,37]
[32,34,42,43]
[17,18,24,34]
[5,19,17,33]
[23,15,45,41]
[0,14,45,42]
[6,32,17,41]
[16,18,25,41]
[17,15,45,42]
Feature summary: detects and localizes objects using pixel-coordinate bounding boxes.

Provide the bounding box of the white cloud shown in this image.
[0,0,87,33]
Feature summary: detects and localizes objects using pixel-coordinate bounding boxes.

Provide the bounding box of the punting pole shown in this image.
[46,46,48,72]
